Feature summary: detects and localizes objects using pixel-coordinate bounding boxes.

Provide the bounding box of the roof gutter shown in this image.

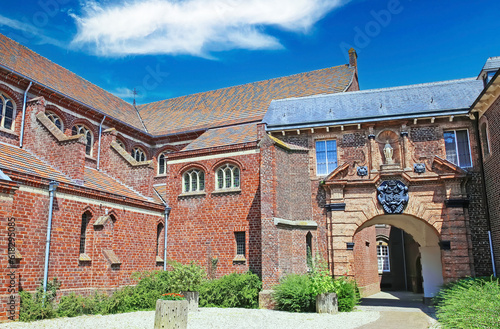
[0,64,154,139]
[19,81,32,148]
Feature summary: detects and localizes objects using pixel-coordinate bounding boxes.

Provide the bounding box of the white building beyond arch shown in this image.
[357,214,444,299]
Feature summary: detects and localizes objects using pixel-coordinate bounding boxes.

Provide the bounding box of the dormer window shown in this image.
[131,147,146,162]
[486,71,496,85]
[72,124,93,156]
[46,112,63,131]
[0,93,15,130]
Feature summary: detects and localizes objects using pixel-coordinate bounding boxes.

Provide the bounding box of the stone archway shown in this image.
[355,214,444,300]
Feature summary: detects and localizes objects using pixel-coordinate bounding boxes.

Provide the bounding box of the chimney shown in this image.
[348,48,357,68]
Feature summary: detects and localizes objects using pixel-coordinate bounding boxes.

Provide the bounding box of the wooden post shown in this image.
[316,293,338,314]
[154,299,188,329]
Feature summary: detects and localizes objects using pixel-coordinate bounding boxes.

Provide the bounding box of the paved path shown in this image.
[356,291,440,329]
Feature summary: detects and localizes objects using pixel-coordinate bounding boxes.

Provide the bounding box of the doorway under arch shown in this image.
[354,214,443,301]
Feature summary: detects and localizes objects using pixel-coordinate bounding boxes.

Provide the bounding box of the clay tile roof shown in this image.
[0,142,71,183]
[138,65,355,136]
[182,123,257,152]
[84,167,153,202]
[0,34,145,131]
[153,184,167,204]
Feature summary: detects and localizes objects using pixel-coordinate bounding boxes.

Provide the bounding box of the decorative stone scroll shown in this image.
[377,180,409,214]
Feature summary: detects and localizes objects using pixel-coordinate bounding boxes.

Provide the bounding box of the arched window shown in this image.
[116,139,126,150]
[158,152,169,175]
[0,93,15,130]
[182,169,205,193]
[131,147,146,162]
[46,111,63,131]
[377,239,390,273]
[215,164,240,190]
[80,212,91,254]
[156,223,164,256]
[481,122,490,156]
[72,124,93,156]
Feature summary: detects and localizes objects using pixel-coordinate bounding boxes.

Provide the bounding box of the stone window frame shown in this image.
[182,168,205,193]
[443,129,473,168]
[0,92,16,131]
[377,239,390,273]
[315,139,338,176]
[46,111,64,131]
[157,151,172,176]
[72,124,93,156]
[215,163,241,191]
[131,147,146,162]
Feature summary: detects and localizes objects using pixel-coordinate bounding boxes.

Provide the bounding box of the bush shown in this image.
[199,272,261,308]
[19,278,60,322]
[168,261,206,293]
[56,292,108,317]
[273,274,315,312]
[435,276,500,329]
[332,276,359,312]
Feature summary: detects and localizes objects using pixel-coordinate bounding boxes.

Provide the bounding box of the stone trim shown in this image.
[110,140,152,167]
[36,112,82,142]
[102,249,121,265]
[273,217,317,229]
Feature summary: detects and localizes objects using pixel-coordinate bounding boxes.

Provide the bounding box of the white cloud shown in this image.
[71,0,347,57]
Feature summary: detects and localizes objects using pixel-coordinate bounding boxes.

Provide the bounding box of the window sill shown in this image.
[212,188,242,195]
[233,255,246,264]
[0,126,18,136]
[85,156,96,162]
[178,191,206,198]
[155,174,167,178]
[79,253,92,262]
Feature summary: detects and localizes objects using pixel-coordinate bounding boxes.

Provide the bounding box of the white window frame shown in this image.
[158,152,170,175]
[377,241,390,273]
[72,124,93,156]
[0,93,16,130]
[131,147,146,162]
[182,169,205,193]
[215,164,240,190]
[46,111,63,131]
[315,140,338,176]
[443,129,473,168]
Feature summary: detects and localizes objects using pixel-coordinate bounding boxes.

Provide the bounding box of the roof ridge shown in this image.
[86,166,152,201]
[138,64,351,108]
[272,77,478,103]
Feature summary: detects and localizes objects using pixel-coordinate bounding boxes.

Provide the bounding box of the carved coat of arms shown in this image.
[377,180,409,214]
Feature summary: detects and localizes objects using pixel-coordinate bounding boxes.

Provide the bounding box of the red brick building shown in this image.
[0,31,498,321]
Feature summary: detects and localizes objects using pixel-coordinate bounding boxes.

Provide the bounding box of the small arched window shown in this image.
[156,223,164,257]
[158,152,170,175]
[215,164,240,190]
[116,139,125,150]
[72,124,93,156]
[46,111,63,131]
[131,147,146,162]
[0,93,15,130]
[80,212,91,254]
[183,169,205,193]
[480,122,490,157]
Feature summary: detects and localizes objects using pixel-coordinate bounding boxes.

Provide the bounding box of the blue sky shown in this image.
[1,0,499,104]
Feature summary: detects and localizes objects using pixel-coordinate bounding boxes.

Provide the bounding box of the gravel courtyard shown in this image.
[0,308,380,329]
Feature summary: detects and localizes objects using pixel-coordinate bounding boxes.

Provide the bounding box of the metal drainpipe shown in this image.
[19,81,33,148]
[163,206,171,271]
[43,181,59,298]
[96,116,106,170]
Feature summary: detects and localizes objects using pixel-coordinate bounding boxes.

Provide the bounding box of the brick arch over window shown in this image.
[180,165,207,193]
[115,135,128,151]
[176,163,209,176]
[210,158,246,172]
[0,83,23,111]
[129,142,150,160]
[45,105,67,131]
[214,163,241,190]
[155,147,175,175]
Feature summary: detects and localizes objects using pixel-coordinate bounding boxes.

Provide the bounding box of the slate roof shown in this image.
[264,78,484,130]
[138,66,355,136]
[0,142,153,202]
[482,56,500,71]
[0,168,12,181]
[0,34,145,131]
[182,123,257,152]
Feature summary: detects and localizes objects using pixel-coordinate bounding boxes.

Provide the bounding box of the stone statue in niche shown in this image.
[383,141,394,164]
[377,180,409,214]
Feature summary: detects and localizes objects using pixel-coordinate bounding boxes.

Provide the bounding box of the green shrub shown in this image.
[332,276,359,312]
[435,276,500,329]
[168,261,206,293]
[56,292,108,317]
[273,274,315,312]
[19,278,60,322]
[199,272,261,308]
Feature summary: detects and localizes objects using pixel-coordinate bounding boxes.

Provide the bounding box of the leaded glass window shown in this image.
[72,124,93,156]
[46,111,63,131]
[216,164,240,190]
[182,169,205,193]
[131,147,146,162]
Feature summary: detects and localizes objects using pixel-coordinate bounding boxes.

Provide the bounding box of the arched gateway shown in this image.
[323,156,474,301]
